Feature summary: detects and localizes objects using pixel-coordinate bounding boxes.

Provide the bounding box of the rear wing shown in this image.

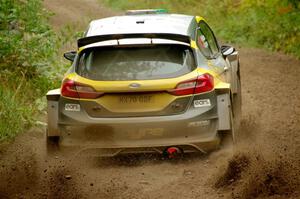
[77,33,191,48]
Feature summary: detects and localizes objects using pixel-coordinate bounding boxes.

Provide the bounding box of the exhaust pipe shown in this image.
[163,147,182,159]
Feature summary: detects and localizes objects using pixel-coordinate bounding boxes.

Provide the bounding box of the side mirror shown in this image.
[221,45,235,57]
[63,51,76,62]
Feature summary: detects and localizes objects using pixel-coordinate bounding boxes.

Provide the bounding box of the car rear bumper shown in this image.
[56,97,220,155]
[66,136,221,157]
[58,124,220,156]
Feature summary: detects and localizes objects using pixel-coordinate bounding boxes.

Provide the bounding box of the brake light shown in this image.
[195,73,214,93]
[61,79,103,99]
[168,73,214,96]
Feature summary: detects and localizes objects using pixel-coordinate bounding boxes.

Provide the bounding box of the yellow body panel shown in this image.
[64,66,229,98]
[63,66,228,112]
[69,69,199,92]
[195,16,206,23]
[64,70,195,111]
[190,40,198,49]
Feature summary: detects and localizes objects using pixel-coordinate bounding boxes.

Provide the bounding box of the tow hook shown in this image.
[163,147,182,159]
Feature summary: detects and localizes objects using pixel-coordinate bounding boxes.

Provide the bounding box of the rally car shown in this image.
[46,9,241,157]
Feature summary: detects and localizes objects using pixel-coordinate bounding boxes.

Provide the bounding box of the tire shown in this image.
[221,102,237,149]
[221,66,241,148]
[232,74,242,119]
[231,75,242,143]
[229,107,236,143]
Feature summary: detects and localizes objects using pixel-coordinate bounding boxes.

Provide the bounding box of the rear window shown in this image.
[76,45,196,81]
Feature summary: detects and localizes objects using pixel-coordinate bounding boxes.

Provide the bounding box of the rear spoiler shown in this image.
[77,33,191,48]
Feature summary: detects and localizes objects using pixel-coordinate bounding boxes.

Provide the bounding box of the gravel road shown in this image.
[0,1,299,198]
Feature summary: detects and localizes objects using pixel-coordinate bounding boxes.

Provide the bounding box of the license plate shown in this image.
[119,95,153,104]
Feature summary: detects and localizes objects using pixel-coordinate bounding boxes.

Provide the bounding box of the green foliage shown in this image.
[103,0,300,59]
[0,0,61,78]
[0,71,60,141]
[0,85,33,141]
[0,0,62,141]
[213,0,300,57]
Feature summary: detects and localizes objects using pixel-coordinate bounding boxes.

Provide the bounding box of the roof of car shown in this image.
[85,14,196,37]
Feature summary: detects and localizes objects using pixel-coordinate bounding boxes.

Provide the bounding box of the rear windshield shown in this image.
[76,45,196,81]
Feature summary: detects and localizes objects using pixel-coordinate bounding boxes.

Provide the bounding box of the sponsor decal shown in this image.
[65,103,80,112]
[127,128,164,139]
[188,120,210,127]
[194,99,211,108]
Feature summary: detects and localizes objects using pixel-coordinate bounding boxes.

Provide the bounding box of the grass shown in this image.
[0,0,89,141]
[103,0,300,59]
[0,86,33,140]
[0,0,64,141]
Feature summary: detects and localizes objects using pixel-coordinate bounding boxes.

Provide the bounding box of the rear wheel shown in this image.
[229,107,236,143]
[231,74,242,143]
[221,104,236,148]
[222,74,241,148]
[232,74,242,119]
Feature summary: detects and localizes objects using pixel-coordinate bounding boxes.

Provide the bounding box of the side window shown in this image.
[78,52,91,76]
[196,21,219,58]
[196,29,212,58]
[78,52,86,70]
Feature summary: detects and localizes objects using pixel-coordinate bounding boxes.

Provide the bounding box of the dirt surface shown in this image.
[43,0,116,31]
[0,1,300,198]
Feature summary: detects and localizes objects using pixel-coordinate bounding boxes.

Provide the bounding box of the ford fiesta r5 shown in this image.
[46,10,241,157]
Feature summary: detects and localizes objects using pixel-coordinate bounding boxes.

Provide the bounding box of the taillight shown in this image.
[168,73,214,96]
[194,73,214,93]
[61,79,103,99]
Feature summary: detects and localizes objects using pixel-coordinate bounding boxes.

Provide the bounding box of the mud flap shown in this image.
[46,89,61,137]
[226,51,239,94]
[217,93,231,131]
